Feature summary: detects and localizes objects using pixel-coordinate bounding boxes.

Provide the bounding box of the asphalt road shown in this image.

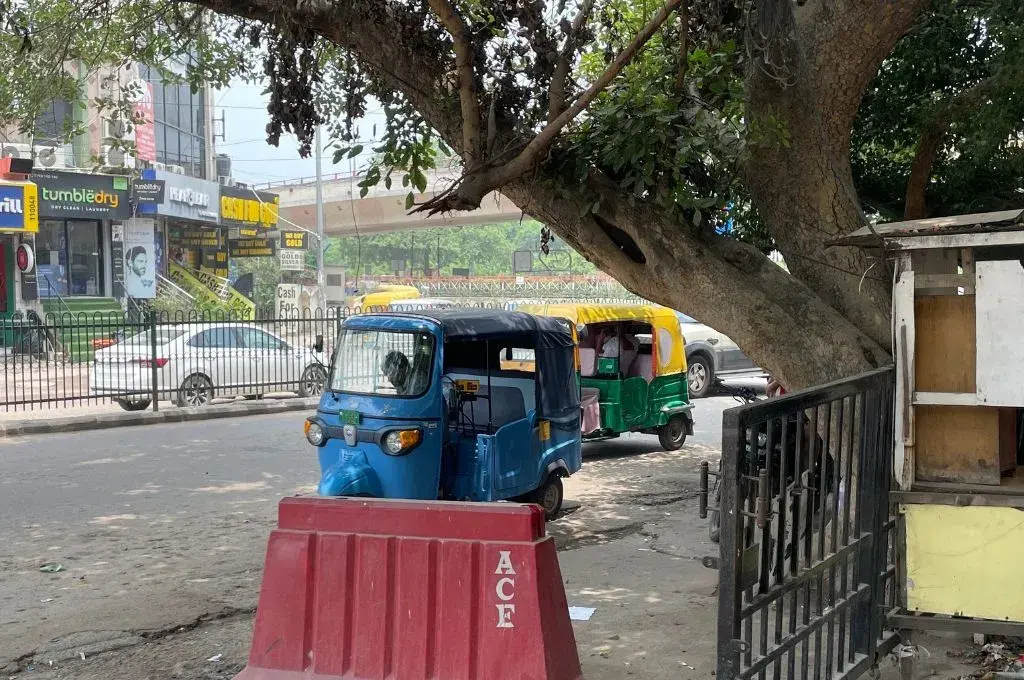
[1,378,763,668]
[0,379,762,530]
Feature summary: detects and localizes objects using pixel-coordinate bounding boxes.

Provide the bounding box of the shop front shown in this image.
[138,168,221,287]
[0,181,39,322]
[29,170,131,300]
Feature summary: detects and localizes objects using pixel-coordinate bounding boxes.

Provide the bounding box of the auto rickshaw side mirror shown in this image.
[576,324,588,341]
[505,346,513,361]
[312,335,324,353]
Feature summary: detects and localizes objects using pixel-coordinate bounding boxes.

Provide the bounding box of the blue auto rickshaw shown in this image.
[304,309,583,518]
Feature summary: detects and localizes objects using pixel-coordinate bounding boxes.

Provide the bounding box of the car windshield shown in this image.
[330,328,434,397]
[676,313,697,324]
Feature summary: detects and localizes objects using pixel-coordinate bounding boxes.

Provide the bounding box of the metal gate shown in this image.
[709,367,898,680]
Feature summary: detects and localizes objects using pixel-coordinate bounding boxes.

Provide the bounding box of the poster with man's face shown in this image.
[123,219,156,299]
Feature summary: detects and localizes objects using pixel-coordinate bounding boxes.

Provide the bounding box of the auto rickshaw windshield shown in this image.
[329,328,435,397]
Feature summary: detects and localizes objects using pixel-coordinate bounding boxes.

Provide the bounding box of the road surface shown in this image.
[0,381,761,678]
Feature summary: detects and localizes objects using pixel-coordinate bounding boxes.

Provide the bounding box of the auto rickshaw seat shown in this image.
[628,354,654,382]
[579,347,597,376]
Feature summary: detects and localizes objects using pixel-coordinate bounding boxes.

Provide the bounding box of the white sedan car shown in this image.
[89,323,327,410]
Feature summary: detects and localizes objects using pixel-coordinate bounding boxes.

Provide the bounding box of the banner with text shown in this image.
[229,237,277,258]
[168,262,255,319]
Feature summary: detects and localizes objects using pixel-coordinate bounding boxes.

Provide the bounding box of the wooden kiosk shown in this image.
[838,209,1024,638]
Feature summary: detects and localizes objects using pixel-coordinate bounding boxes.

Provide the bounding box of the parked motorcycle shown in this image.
[701,379,837,573]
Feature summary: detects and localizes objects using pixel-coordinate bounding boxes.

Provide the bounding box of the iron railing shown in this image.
[0,302,540,413]
[705,367,898,680]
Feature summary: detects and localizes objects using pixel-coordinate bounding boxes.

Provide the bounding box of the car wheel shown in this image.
[115,398,151,412]
[687,354,714,398]
[299,365,328,398]
[176,374,213,408]
[658,415,688,451]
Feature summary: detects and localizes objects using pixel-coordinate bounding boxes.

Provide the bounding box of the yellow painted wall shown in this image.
[905,504,1024,620]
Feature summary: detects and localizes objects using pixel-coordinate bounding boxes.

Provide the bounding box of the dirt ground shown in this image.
[1,434,724,680]
[0,428,994,680]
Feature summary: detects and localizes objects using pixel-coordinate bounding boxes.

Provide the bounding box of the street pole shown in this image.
[314,126,325,309]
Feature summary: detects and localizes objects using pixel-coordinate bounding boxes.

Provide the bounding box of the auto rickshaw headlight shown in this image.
[305,419,325,446]
[383,429,421,455]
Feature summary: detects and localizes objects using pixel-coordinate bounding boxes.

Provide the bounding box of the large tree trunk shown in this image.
[741,0,932,355]
[503,174,889,389]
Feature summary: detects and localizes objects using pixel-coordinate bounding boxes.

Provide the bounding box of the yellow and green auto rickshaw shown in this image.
[519,303,694,449]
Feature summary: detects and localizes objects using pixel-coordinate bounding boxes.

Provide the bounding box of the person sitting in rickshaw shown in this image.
[382,350,416,396]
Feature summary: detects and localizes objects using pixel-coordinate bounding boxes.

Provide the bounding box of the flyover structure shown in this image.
[263,167,524,236]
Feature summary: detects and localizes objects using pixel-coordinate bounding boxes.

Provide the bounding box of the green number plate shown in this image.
[340,409,361,426]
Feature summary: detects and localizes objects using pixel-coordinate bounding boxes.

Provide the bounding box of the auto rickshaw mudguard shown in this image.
[317,450,385,497]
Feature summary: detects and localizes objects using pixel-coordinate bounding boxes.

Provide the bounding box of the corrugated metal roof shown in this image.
[831,209,1024,246]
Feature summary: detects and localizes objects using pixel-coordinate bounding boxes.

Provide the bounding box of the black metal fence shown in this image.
[0,302,529,413]
[705,367,897,680]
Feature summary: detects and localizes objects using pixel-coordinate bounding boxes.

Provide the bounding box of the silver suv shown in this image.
[677,313,765,398]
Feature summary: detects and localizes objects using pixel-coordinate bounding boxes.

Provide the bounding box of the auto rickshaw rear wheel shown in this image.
[527,474,563,521]
[658,415,688,451]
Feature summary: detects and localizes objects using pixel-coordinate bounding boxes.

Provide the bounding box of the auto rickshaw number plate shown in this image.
[340,409,361,426]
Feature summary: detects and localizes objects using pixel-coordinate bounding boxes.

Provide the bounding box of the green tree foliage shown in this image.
[852,0,1024,219]
[4,0,1023,385]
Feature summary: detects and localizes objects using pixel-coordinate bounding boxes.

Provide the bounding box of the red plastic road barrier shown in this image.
[235,497,582,680]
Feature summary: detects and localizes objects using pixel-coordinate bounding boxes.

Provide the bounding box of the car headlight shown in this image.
[383,429,421,456]
[304,419,325,446]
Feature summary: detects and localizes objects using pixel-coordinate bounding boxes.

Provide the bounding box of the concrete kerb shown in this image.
[0,397,320,439]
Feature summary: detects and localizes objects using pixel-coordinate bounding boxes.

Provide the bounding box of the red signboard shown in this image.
[133,81,156,163]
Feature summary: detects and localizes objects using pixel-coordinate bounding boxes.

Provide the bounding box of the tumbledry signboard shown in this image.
[132,179,165,205]
[229,237,276,258]
[31,171,131,220]
[280,230,308,250]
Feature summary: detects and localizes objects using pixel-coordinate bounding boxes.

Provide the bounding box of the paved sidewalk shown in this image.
[0,395,319,438]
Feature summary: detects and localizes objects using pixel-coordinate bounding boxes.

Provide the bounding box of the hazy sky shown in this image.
[214,81,383,187]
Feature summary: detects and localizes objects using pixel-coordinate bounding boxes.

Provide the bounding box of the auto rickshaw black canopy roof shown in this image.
[401,308,575,347]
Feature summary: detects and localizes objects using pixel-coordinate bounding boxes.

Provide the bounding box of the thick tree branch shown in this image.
[427,0,482,167]
[905,77,1000,219]
[674,0,689,92]
[187,0,461,144]
[502,169,889,389]
[548,0,595,124]
[419,0,683,214]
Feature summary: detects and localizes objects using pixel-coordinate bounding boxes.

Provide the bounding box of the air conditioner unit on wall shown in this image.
[167,164,185,175]
[34,145,75,169]
[152,161,168,172]
[1,143,32,159]
[101,144,136,170]
[102,118,134,142]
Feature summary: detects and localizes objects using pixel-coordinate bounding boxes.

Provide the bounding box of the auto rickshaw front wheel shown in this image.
[658,415,688,451]
[522,474,563,521]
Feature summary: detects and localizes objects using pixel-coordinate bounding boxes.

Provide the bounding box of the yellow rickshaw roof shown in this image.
[517,303,679,326]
